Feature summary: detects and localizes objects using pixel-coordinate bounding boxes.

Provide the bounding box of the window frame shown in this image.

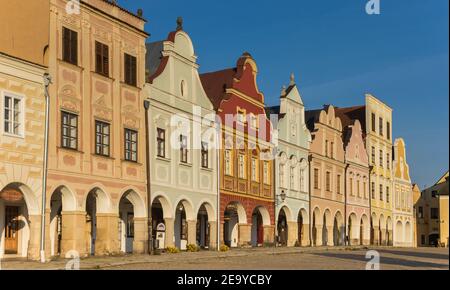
[124,128,138,162]
[61,111,78,150]
[156,128,166,158]
[201,142,209,169]
[62,27,78,65]
[124,53,137,87]
[2,92,25,137]
[179,134,188,164]
[95,120,111,157]
[95,41,109,77]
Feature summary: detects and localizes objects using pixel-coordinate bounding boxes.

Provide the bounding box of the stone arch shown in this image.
[0,183,35,258]
[253,206,271,226]
[333,211,345,246]
[386,216,393,246]
[85,185,113,214]
[174,197,195,222]
[361,214,370,245]
[278,205,294,222]
[1,182,39,215]
[196,200,216,222]
[312,207,321,246]
[48,185,77,257]
[118,188,146,218]
[48,185,77,212]
[405,221,412,243]
[152,192,174,219]
[348,213,359,245]
[395,220,403,243]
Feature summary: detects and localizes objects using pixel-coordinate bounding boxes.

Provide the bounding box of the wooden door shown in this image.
[5,206,19,254]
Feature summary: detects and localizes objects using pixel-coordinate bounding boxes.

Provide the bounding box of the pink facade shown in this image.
[306,105,346,246]
[342,119,371,245]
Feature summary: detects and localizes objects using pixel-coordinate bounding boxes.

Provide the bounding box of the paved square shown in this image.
[1,247,448,270]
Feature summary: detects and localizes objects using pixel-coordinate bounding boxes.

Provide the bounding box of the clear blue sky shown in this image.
[121,0,449,189]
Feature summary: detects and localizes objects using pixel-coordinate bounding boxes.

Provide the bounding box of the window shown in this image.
[224,150,232,176]
[124,129,138,162]
[251,158,258,181]
[387,122,391,140]
[432,190,438,198]
[279,164,285,188]
[95,41,109,76]
[314,168,319,189]
[350,178,354,196]
[201,142,209,169]
[371,147,376,165]
[371,182,375,199]
[263,161,270,185]
[157,128,165,158]
[418,206,424,218]
[250,114,258,129]
[387,153,390,169]
[3,95,22,136]
[62,27,78,65]
[325,140,328,157]
[379,150,383,167]
[326,171,331,192]
[180,135,188,163]
[331,142,334,159]
[61,111,78,150]
[337,174,341,194]
[379,117,383,136]
[237,108,246,124]
[371,113,376,132]
[95,121,110,156]
[124,53,137,86]
[363,182,367,199]
[357,180,361,197]
[379,184,383,201]
[238,154,246,179]
[300,168,305,192]
[386,186,390,203]
[431,208,439,219]
[290,167,295,189]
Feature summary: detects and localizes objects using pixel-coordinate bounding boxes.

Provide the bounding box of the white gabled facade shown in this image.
[144,24,218,251]
[269,74,311,247]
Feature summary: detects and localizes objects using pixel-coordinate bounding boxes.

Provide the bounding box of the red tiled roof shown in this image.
[200,68,236,111]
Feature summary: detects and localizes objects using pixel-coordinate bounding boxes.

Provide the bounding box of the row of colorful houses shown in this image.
[0,0,418,261]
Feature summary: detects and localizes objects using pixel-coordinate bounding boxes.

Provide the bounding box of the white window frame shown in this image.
[1,91,25,138]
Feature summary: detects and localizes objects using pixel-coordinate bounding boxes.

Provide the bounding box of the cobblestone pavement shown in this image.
[1,247,448,270]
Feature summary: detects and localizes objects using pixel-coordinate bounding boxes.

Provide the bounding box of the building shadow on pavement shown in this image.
[313,252,449,270]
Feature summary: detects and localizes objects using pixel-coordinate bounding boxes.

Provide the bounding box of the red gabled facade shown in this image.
[201,53,275,247]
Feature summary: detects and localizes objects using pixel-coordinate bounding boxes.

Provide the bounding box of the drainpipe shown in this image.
[308,155,312,247]
[216,120,221,251]
[344,163,349,246]
[144,99,154,255]
[40,73,52,263]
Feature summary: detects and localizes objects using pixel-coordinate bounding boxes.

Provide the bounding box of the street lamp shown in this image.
[280,190,287,203]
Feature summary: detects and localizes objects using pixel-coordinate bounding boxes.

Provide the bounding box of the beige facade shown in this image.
[306,105,346,247]
[393,138,414,247]
[0,52,46,259]
[43,0,149,258]
[415,172,449,247]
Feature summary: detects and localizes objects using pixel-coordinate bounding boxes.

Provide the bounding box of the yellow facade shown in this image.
[415,172,449,247]
[365,94,394,245]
